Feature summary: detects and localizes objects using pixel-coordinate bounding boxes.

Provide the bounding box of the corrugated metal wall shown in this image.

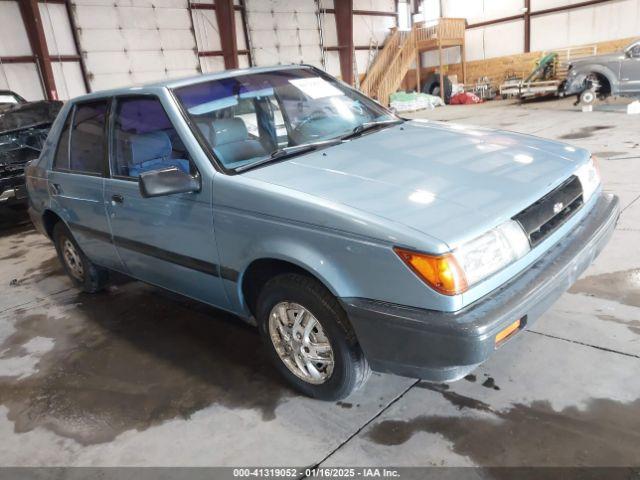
[0,1,44,100]
[4,0,636,98]
[422,0,640,68]
[244,0,323,69]
[190,0,250,73]
[39,1,86,99]
[70,0,200,91]
[323,0,397,78]
[530,0,640,51]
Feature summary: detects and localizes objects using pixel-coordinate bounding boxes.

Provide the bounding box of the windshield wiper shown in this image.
[341,119,403,141]
[235,139,344,173]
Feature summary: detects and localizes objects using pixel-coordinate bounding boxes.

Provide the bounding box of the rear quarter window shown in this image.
[53,110,72,170]
[69,100,108,175]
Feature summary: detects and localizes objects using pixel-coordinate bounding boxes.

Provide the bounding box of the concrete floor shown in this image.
[0,97,639,468]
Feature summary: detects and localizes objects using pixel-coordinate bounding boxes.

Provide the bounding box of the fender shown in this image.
[231,233,375,318]
[566,64,619,96]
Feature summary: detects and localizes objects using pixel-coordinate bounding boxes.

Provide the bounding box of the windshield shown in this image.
[173,67,397,171]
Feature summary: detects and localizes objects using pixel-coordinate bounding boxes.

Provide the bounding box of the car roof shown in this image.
[67,64,314,104]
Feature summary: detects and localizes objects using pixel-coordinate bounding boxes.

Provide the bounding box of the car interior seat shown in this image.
[196,117,265,167]
[127,131,190,177]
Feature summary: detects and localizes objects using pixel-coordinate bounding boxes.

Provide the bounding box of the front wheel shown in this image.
[257,273,370,400]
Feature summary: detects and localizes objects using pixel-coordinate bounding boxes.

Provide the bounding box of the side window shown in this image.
[177,81,284,169]
[69,101,108,174]
[112,97,193,179]
[53,110,72,170]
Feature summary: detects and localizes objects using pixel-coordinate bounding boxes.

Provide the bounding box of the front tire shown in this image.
[52,222,108,293]
[256,273,370,400]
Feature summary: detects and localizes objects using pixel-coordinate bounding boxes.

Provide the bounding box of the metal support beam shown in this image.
[63,1,91,93]
[18,0,58,100]
[214,0,239,70]
[438,42,444,101]
[524,0,531,53]
[532,0,617,16]
[190,2,244,11]
[466,14,524,29]
[198,50,250,57]
[186,0,202,74]
[467,0,619,30]
[334,0,354,85]
[323,8,397,17]
[0,55,36,64]
[324,45,386,52]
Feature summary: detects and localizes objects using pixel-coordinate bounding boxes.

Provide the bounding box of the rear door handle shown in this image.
[111,194,124,205]
[49,183,61,195]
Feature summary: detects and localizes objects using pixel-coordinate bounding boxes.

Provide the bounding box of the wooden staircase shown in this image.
[360,18,467,106]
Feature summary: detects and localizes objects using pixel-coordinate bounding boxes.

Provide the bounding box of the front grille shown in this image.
[513,175,583,247]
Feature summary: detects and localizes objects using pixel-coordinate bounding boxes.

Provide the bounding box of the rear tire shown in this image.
[53,222,108,293]
[422,73,452,104]
[256,273,370,400]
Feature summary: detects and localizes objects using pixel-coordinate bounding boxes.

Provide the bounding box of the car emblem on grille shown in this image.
[553,202,564,214]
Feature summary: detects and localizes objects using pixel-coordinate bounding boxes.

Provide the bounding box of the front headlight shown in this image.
[575,156,601,203]
[394,220,530,295]
[453,220,530,287]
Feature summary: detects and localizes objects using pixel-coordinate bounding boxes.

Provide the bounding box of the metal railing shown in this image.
[415,18,466,43]
[361,28,408,97]
[361,18,466,105]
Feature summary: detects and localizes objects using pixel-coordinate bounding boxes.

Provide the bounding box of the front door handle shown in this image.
[111,194,124,205]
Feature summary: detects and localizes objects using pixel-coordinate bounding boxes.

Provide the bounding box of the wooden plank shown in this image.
[438,42,444,101]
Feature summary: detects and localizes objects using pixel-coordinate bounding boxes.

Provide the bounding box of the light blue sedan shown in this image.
[26,65,619,399]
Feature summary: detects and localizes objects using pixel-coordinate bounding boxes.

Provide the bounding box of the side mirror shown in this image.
[626,46,640,58]
[139,167,200,198]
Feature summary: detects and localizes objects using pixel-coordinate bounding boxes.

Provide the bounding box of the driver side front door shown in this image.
[104,95,230,309]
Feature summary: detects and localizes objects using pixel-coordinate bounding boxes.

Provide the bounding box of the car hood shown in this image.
[570,53,623,67]
[243,120,590,248]
[0,100,63,135]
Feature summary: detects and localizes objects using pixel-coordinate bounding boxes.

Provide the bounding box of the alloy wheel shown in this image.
[268,302,334,384]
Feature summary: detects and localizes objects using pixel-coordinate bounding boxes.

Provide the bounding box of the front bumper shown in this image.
[0,178,27,205]
[342,193,620,382]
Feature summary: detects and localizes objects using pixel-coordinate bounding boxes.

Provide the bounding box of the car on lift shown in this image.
[0,90,62,208]
[562,39,640,104]
[26,65,618,400]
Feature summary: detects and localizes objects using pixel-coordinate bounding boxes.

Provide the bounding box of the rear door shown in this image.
[47,100,122,270]
[103,94,229,308]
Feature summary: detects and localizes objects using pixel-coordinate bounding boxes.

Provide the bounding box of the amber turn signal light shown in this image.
[495,318,521,346]
[394,247,468,295]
